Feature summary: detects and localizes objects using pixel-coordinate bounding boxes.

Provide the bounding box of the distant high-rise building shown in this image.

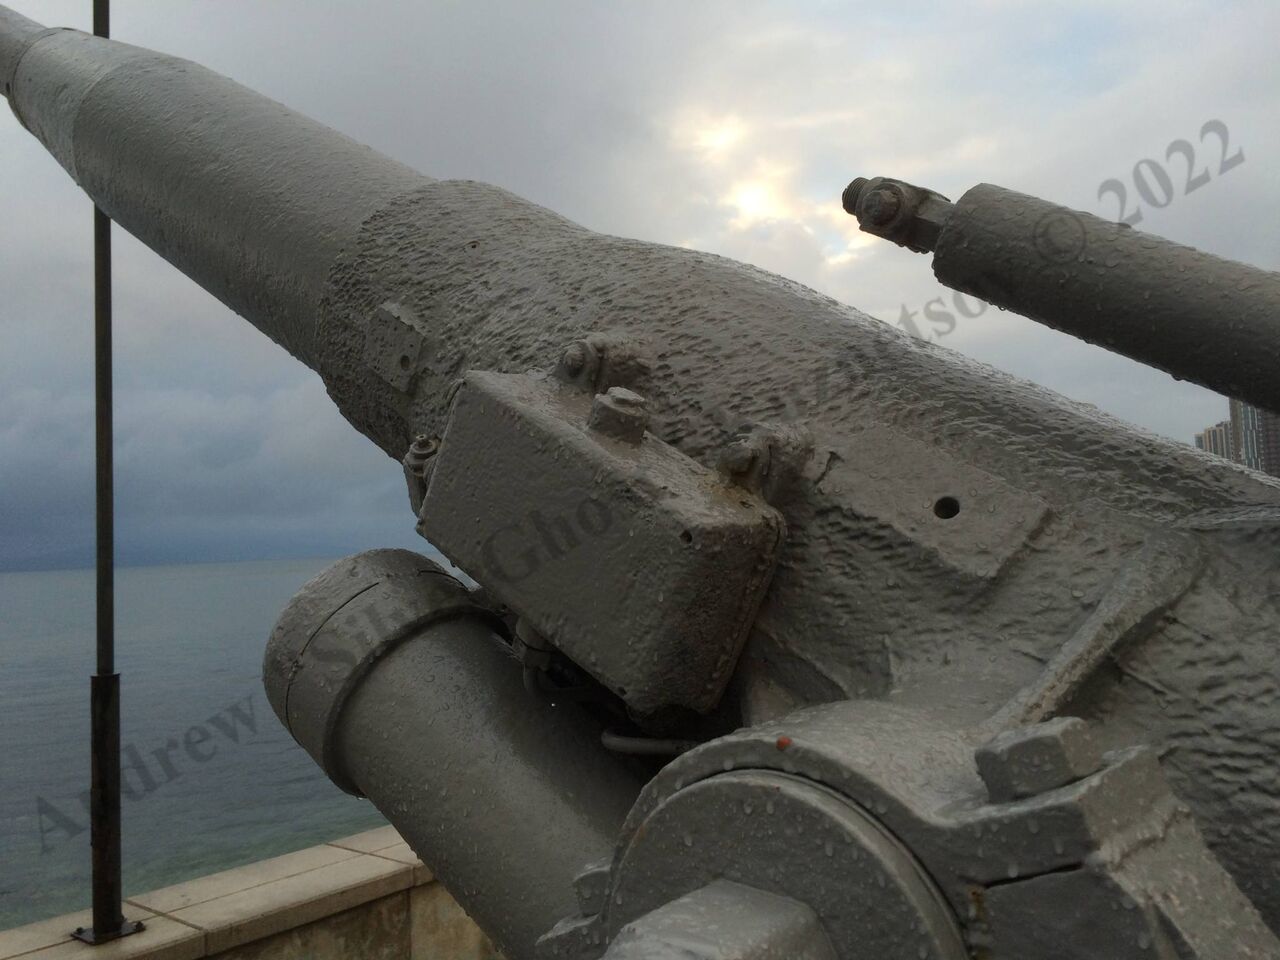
[1194,420,1234,460]
[1229,399,1263,471]
[1196,402,1280,479]
[1259,408,1280,477]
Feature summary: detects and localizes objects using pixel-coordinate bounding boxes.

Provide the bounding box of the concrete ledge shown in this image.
[0,828,496,960]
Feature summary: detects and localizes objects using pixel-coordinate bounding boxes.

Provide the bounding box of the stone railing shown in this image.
[0,827,496,960]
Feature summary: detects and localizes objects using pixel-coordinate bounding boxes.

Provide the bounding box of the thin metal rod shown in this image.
[74,0,142,945]
[94,202,112,678]
[86,201,127,937]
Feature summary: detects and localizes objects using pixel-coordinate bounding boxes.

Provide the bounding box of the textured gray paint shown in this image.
[594,771,967,960]
[312,176,1280,925]
[545,700,1277,958]
[0,4,43,100]
[4,7,1280,947]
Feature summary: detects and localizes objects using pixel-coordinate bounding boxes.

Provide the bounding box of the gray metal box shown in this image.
[420,371,783,719]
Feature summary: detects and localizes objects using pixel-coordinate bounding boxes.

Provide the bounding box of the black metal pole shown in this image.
[72,0,142,945]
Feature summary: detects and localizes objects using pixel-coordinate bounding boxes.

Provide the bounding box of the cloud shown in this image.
[1,0,1274,570]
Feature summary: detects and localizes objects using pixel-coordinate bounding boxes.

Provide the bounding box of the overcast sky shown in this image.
[1,0,1277,571]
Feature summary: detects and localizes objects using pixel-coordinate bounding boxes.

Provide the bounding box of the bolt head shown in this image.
[562,341,588,375]
[588,387,649,444]
[605,386,644,408]
[720,440,758,474]
[976,717,1102,802]
[862,187,902,226]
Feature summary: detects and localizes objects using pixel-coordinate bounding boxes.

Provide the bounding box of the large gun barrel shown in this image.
[6,7,1280,958]
[1,4,425,368]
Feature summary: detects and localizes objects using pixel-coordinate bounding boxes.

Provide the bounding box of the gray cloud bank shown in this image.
[2,0,1276,571]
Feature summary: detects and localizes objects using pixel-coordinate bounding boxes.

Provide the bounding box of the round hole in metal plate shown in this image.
[933,496,961,520]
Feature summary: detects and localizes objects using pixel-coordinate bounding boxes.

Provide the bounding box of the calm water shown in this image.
[0,558,388,930]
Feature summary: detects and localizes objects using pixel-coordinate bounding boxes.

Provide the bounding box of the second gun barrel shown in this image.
[933,183,1280,413]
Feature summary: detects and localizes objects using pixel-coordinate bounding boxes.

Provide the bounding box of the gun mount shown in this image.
[4,6,1280,958]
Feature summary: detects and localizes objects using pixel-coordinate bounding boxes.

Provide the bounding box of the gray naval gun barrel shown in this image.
[6,6,1280,958]
[843,175,1280,413]
[0,3,426,369]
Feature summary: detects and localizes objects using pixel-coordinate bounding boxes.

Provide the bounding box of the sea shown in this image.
[0,558,388,931]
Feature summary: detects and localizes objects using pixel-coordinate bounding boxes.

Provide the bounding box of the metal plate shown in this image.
[420,371,784,718]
